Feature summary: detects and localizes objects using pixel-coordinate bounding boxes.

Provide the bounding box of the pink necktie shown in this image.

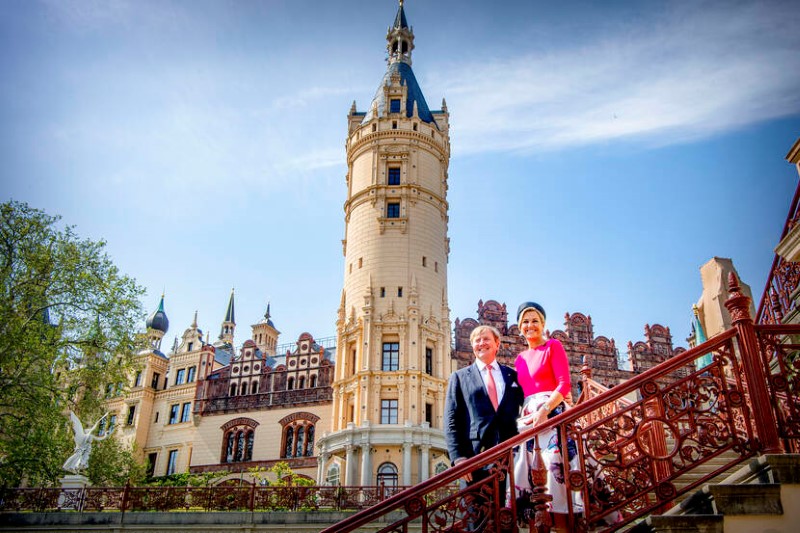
[486,365,499,410]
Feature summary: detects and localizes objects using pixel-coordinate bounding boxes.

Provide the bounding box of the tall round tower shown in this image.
[316,0,454,487]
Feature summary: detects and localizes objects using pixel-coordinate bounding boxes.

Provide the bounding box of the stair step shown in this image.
[709,483,783,515]
[646,514,723,533]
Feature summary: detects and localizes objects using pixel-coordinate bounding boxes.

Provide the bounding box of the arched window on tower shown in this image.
[287,377,294,390]
[240,382,248,395]
[310,375,317,388]
[298,376,305,389]
[230,383,237,396]
[252,381,259,394]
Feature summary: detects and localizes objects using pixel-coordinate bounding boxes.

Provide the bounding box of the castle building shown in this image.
[106,292,335,482]
[315,1,455,487]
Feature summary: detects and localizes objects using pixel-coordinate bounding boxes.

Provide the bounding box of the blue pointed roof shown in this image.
[393,1,408,30]
[362,62,436,125]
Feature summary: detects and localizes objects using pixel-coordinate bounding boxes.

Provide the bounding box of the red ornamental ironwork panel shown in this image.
[82,487,124,511]
[756,325,800,447]
[574,336,756,528]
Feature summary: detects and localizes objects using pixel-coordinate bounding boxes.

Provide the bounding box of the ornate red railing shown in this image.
[0,483,435,513]
[321,273,798,533]
[756,177,800,325]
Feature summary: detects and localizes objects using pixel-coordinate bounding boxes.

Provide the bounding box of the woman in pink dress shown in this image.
[513,301,582,525]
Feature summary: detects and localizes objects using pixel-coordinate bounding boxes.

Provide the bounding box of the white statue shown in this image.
[62,411,113,474]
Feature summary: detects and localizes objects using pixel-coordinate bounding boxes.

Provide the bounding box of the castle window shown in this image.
[134,371,142,387]
[382,342,399,371]
[358,257,363,268]
[377,462,398,488]
[298,376,306,389]
[180,402,191,423]
[392,120,398,129]
[372,123,377,132]
[326,464,340,485]
[166,450,178,475]
[230,383,237,396]
[397,287,403,297]
[390,98,401,113]
[146,453,157,478]
[435,261,438,273]
[224,430,253,463]
[281,422,316,458]
[126,405,136,426]
[187,366,196,382]
[425,402,433,426]
[154,412,159,423]
[422,256,427,267]
[241,382,248,395]
[252,381,259,394]
[221,419,258,464]
[108,415,116,434]
[284,427,294,458]
[310,375,317,388]
[187,342,193,352]
[425,347,433,375]
[388,167,400,185]
[387,202,400,218]
[287,377,295,390]
[413,123,418,131]
[380,287,386,298]
[168,404,179,424]
[175,368,185,385]
[381,399,398,424]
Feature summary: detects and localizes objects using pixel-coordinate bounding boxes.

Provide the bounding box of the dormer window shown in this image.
[390,99,401,113]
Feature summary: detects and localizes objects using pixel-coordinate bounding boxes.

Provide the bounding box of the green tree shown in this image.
[0,201,145,487]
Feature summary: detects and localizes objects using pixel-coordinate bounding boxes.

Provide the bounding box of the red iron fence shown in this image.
[0,483,433,513]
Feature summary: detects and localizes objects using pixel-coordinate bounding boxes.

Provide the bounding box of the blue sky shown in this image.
[1,0,798,358]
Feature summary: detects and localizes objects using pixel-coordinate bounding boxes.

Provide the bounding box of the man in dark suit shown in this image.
[445,325,523,498]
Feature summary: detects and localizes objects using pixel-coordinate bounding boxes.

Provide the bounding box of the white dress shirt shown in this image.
[474,359,505,403]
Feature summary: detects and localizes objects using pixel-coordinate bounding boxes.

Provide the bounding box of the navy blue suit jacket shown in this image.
[444,362,524,465]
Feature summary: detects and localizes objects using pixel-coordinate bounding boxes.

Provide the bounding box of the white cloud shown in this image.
[434,0,800,155]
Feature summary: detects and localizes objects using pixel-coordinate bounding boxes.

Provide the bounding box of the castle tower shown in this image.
[145,293,169,352]
[217,288,236,347]
[251,303,279,357]
[316,0,454,487]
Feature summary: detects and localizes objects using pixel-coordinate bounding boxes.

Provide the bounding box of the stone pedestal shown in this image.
[58,474,90,509]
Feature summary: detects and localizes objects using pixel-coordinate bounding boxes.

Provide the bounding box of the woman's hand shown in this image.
[532,406,549,427]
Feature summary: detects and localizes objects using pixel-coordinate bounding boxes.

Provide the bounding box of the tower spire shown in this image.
[218,288,236,345]
[387,0,414,65]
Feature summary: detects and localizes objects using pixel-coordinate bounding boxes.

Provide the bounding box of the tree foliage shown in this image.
[0,201,145,487]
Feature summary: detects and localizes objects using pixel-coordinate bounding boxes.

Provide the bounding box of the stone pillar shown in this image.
[345,445,357,486]
[317,453,329,484]
[360,443,372,486]
[402,442,412,486]
[419,444,430,481]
